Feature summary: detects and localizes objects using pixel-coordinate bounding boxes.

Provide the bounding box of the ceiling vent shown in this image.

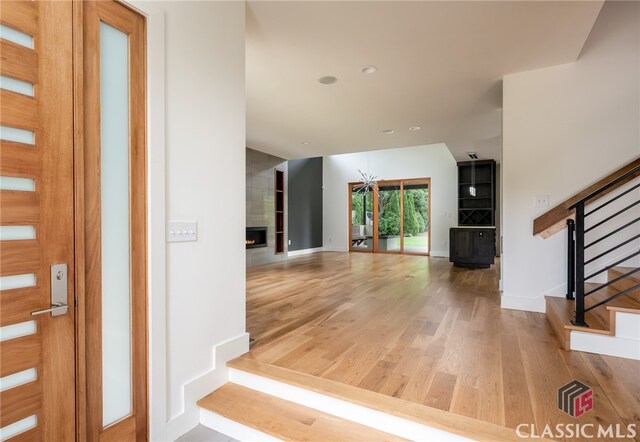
[467,152,478,160]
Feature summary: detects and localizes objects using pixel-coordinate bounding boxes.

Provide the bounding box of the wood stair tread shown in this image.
[227,356,542,442]
[610,266,640,284]
[584,282,640,312]
[198,383,404,442]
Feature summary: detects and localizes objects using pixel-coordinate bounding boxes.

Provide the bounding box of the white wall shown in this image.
[323,144,458,257]
[502,1,640,312]
[131,1,248,440]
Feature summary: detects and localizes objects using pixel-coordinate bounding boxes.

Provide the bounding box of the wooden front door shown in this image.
[1,1,147,440]
[0,1,76,440]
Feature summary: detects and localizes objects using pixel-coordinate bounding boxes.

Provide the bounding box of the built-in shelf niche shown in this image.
[275,168,285,254]
[457,159,496,226]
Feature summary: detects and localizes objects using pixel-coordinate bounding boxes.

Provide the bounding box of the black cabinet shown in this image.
[450,227,495,268]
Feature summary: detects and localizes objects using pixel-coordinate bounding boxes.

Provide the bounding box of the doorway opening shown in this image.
[349,178,430,255]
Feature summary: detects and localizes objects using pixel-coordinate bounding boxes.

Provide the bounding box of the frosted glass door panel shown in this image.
[0,76,34,96]
[0,126,34,144]
[0,368,37,391]
[0,176,35,191]
[0,226,36,240]
[0,24,34,48]
[99,21,132,427]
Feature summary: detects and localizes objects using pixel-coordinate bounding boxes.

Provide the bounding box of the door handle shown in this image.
[32,302,68,316]
[31,264,69,317]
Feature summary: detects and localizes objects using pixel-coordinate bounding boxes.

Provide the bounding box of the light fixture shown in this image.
[318,76,337,85]
[382,129,395,135]
[469,153,478,197]
[409,126,421,131]
[361,65,377,75]
[301,141,310,145]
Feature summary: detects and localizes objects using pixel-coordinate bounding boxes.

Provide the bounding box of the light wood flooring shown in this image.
[245,252,640,441]
[199,383,404,441]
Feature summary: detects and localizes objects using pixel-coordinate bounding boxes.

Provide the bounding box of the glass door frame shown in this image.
[373,179,403,255]
[347,178,431,256]
[398,178,431,256]
[348,182,377,253]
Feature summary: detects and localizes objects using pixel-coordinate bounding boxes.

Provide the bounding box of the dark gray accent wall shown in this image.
[288,157,323,251]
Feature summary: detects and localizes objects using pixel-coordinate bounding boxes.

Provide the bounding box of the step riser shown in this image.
[614,312,640,339]
[200,408,281,442]
[228,367,471,442]
[545,298,570,350]
[570,333,640,360]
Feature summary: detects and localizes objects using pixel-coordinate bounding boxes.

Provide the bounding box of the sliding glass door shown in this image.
[348,178,430,255]
[349,185,374,252]
[377,183,401,253]
[402,181,429,255]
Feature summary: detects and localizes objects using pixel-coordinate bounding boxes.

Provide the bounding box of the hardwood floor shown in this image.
[245,252,640,441]
[199,384,404,441]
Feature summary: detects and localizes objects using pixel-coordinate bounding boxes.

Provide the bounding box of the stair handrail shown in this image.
[569,164,640,210]
[566,163,640,327]
[533,157,640,237]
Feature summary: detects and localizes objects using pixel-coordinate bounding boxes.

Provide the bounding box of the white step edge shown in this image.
[226,366,471,442]
[200,408,281,442]
[570,311,640,360]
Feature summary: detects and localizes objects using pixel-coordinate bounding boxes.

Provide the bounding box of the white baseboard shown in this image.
[322,245,349,252]
[430,249,449,258]
[166,333,250,441]
[287,247,324,257]
[542,282,568,298]
[227,368,469,441]
[500,294,546,313]
[200,408,281,442]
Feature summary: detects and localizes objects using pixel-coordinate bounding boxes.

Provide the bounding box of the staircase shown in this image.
[195,357,534,441]
[198,383,403,441]
[546,267,640,358]
[534,158,640,360]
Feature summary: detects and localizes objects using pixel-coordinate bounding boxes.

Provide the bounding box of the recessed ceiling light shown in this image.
[382,129,395,135]
[318,76,337,85]
[361,65,377,75]
[301,141,310,145]
[409,126,421,131]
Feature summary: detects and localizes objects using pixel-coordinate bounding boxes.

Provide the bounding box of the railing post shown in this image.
[572,203,588,327]
[566,219,575,300]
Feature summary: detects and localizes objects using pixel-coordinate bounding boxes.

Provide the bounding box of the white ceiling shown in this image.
[246,1,603,161]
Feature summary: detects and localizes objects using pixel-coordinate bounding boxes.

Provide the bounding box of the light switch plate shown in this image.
[535,195,549,208]
[167,221,197,242]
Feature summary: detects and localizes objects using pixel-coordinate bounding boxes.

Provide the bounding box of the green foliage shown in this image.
[378,190,400,236]
[351,189,373,225]
[403,192,419,236]
[352,192,363,224]
[354,187,429,237]
[410,189,429,232]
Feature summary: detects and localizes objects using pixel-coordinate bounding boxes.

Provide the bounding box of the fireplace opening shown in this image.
[246,227,267,249]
